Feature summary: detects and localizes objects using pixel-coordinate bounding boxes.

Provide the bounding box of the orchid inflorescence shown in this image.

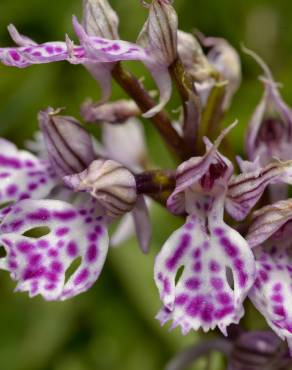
[1,0,292,369]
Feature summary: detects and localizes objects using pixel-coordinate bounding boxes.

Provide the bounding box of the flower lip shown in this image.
[256,117,287,146]
[167,122,236,215]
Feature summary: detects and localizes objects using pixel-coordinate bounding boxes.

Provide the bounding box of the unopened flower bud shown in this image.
[81,99,140,124]
[229,331,290,370]
[38,108,96,178]
[64,159,137,217]
[82,0,119,38]
[177,30,216,82]
[138,0,178,65]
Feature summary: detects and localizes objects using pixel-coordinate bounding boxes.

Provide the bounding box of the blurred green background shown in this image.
[0,1,292,369]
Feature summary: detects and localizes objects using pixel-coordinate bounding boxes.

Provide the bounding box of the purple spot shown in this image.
[85,217,92,224]
[10,50,21,61]
[271,294,283,303]
[50,261,63,273]
[74,268,89,285]
[0,155,21,169]
[238,271,248,287]
[53,210,76,221]
[8,260,18,270]
[273,283,282,292]
[29,254,42,266]
[32,51,42,57]
[48,249,58,257]
[55,227,70,237]
[193,261,202,272]
[86,244,98,263]
[67,241,78,257]
[209,260,221,273]
[37,239,49,249]
[175,294,188,305]
[193,248,201,259]
[19,192,30,200]
[273,305,285,317]
[234,258,244,270]
[45,271,58,282]
[23,266,45,280]
[57,240,64,248]
[17,241,33,253]
[28,208,51,221]
[220,237,238,257]
[214,305,234,319]
[44,283,56,290]
[112,43,120,51]
[166,234,191,270]
[28,183,38,191]
[87,233,97,242]
[6,184,18,196]
[10,220,23,232]
[214,228,225,236]
[259,270,268,282]
[217,292,231,305]
[185,277,201,290]
[200,302,214,323]
[45,46,54,54]
[211,277,224,290]
[186,295,205,317]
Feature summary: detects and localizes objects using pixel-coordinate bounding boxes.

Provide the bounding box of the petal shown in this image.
[245,95,267,161]
[73,16,173,118]
[84,62,115,105]
[154,196,256,335]
[249,246,292,352]
[102,118,147,170]
[110,212,135,247]
[38,108,96,178]
[110,196,151,253]
[0,199,109,300]
[0,139,56,219]
[246,199,292,248]
[132,195,151,254]
[167,122,236,215]
[226,159,292,221]
[244,47,292,164]
[0,40,70,68]
[7,24,37,47]
[64,159,137,218]
[141,63,172,118]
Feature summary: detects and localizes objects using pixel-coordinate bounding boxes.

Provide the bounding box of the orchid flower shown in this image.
[178,31,241,110]
[154,123,256,334]
[245,199,292,352]
[245,48,292,167]
[154,120,292,335]
[0,108,147,300]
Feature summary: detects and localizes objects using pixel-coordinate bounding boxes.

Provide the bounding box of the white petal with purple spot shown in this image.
[0,138,56,219]
[0,199,109,300]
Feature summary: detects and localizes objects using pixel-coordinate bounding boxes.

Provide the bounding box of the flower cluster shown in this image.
[1,0,292,368]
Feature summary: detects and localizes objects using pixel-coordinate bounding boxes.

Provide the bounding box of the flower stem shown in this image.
[166,338,232,370]
[112,63,188,160]
[169,58,201,156]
